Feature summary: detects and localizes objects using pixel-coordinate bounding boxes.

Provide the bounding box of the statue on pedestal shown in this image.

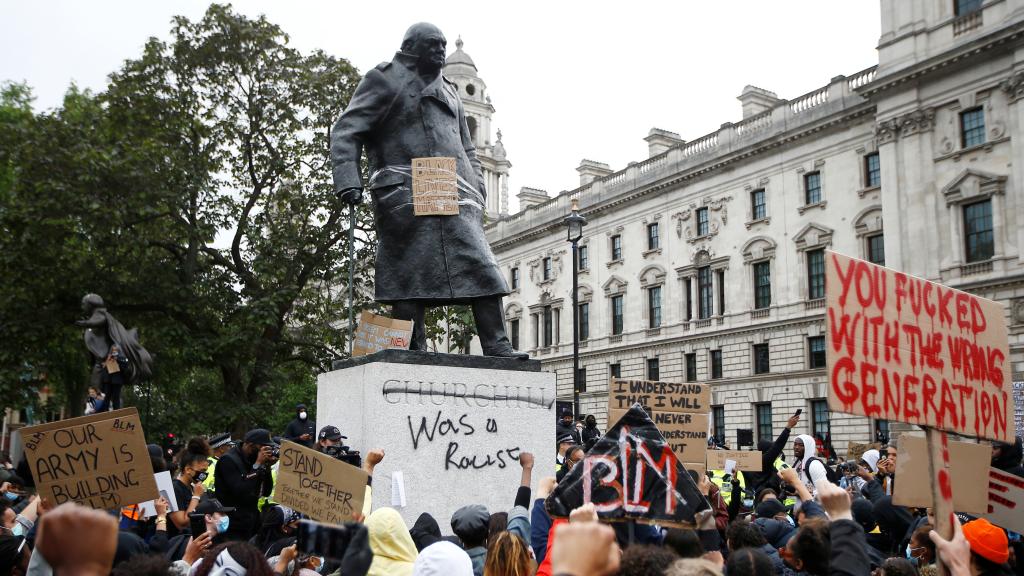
[330,22,526,359]
[76,294,154,402]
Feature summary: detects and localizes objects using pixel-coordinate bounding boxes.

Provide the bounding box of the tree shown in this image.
[0,5,376,435]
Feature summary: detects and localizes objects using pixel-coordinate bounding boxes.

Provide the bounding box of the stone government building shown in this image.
[484,0,1024,450]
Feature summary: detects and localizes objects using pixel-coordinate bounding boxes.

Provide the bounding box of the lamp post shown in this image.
[564,198,587,418]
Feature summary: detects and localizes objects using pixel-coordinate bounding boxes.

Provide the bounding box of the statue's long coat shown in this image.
[330,52,509,304]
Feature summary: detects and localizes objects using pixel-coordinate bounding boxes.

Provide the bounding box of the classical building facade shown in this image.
[444,37,511,220]
[485,0,1024,451]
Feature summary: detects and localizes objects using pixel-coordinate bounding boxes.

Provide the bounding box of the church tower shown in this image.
[444,37,511,219]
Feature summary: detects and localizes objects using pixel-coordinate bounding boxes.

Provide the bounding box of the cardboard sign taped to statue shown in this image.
[352,311,414,357]
[546,403,710,527]
[20,407,158,510]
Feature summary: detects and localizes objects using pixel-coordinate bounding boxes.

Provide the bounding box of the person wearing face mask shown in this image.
[168,438,212,539]
[284,403,316,449]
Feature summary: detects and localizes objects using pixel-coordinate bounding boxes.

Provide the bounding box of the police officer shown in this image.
[203,433,236,494]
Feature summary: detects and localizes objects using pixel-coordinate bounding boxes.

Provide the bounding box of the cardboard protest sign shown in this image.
[984,467,1024,533]
[609,409,708,463]
[548,403,710,527]
[892,434,991,515]
[608,379,710,413]
[707,450,763,472]
[21,408,157,510]
[273,440,367,524]
[412,157,459,216]
[846,442,872,462]
[825,251,1012,442]
[352,311,414,357]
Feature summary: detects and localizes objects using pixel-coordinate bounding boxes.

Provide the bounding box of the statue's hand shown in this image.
[338,187,363,206]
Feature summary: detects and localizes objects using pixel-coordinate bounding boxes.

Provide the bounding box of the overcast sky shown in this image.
[2,1,881,212]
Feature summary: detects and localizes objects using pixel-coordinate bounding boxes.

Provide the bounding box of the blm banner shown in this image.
[547,403,710,527]
[825,251,1011,442]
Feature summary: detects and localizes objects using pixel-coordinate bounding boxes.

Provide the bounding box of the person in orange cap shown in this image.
[960,518,1011,576]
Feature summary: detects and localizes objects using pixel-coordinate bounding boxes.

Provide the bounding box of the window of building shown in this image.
[710,349,723,379]
[811,399,830,440]
[509,318,519,351]
[874,419,890,443]
[578,302,590,340]
[716,269,725,316]
[542,306,553,347]
[753,261,771,309]
[685,353,697,382]
[807,249,825,300]
[611,235,622,261]
[756,403,773,444]
[751,188,766,221]
[961,108,985,148]
[647,358,660,381]
[578,245,588,270]
[610,363,621,379]
[698,266,713,320]
[955,0,982,16]
[576,367,587,393]
[532,314,539,348]
[696,207,709,237]
[648,286,662,328]
[684,277,693,321]
[647,223,660,251]
[712,406,726,445]
[510,267,519,290]
[804,172,822,205]
[611,295,624,335]
[753,343,770,374]
[867,234,885,265]
[963,200,994,263]
[542,257,552,281]
[865,153,881,188]
[808,335,826,369]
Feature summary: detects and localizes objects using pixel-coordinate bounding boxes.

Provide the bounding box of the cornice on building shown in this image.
[486,67,879,251]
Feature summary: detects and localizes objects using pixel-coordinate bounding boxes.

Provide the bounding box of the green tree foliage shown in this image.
[0,5,375,438]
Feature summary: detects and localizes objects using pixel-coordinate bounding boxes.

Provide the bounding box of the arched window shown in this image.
[467,116,478,145]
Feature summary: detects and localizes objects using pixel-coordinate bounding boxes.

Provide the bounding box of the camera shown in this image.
[297,519,351,560]
[322,444,362,468]
[271,445,281,459]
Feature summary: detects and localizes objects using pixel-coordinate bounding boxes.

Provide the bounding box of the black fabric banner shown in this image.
[546,403,710,527]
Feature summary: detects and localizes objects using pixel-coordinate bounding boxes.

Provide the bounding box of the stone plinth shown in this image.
[318,350,555,528]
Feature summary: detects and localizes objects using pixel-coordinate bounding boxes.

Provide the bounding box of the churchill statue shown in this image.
[330,23,526,359]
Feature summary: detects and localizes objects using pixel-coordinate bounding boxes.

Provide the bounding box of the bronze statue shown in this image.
[330,23,526,359]
[76,294,153,389]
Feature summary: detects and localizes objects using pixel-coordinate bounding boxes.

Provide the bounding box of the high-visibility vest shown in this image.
[773,457,798,508]
[257,463,279,512]
[709,469,745,505]
[203,456,219,493]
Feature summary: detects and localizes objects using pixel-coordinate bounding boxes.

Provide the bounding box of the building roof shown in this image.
[445,36,477,72]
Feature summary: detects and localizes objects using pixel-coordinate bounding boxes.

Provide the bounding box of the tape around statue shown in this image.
[545,403,711,527]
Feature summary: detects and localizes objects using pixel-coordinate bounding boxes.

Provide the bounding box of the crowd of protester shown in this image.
[0,405,1020,576]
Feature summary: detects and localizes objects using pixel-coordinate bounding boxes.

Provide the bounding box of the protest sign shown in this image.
[352,311,414,357]
[825,251,1012,442]
[985,467,1024,533]
[846,442,872,462]
[21,408,157,510]
[547,403,710,527]
[892,434,990,515]
[609,409,708,464]
[412,157,459,216]
[138,471,179,518]
[273,440,367,524]
[706,450,763,472]
[608,379,710,413]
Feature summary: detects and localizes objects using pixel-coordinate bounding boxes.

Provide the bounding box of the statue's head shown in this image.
[401,23,447,74]
[82,293,104,313]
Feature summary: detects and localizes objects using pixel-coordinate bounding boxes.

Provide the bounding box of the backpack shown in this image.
[807,457,842,486]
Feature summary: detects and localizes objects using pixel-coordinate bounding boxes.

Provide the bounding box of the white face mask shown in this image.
[299,411,308,420]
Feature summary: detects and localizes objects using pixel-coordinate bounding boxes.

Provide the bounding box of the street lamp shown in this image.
[564,198,587,418]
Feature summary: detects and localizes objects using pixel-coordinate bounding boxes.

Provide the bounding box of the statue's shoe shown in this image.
[482,346,530,360]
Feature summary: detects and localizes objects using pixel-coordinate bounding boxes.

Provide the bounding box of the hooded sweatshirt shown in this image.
[410,513,443,552]
[860,449,880,473]
[793,434,828,495]
[412,541,474,576]
[367,507,418,576]
[992,437,1024,477]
